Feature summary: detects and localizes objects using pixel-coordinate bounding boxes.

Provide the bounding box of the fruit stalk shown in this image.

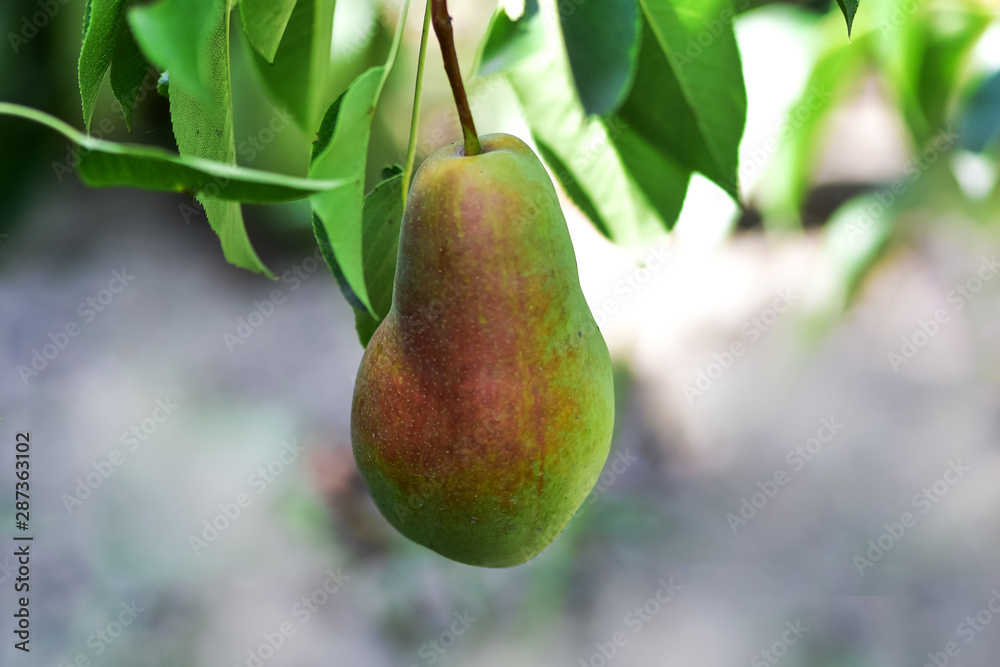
[431,0,482,157]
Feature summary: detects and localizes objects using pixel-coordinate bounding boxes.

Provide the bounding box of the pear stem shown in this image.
[431,0,482,156]
[402,0,433,206]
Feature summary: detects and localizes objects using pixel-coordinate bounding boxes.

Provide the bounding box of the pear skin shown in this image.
[351,133,614,567]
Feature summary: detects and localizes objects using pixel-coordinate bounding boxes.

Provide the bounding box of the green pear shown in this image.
[351,133,614,567]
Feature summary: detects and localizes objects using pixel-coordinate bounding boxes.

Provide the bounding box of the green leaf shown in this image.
[131,0,274,276]
[609,122,691,228]
[559,0,640,115]
[0,103,346,201]
[622,0,747,197]
[109,8,152,132]
[878,2,991,145]
[836,0,859,39]
[474,0,545,76]
[309,0,411,315]
[481,3,681,245]
[960,70,1000,154]
[316,174,405,346]
[533,138,610,238]
[240,0,298,63]
[312,211,364,311]
[913,11,990,141]
[509,56,668,246]
[163,0,274,276]
[755,40,863,227]
[128,0,219,105]
[80,0,151,132]
[79,0,120,131]
[355,173,404,342]
[247,0,336,134]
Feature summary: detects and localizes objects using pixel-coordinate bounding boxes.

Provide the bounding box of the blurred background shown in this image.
[3,0,1000,665]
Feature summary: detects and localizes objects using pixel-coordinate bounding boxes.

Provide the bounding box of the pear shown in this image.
[350,133,614,567]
